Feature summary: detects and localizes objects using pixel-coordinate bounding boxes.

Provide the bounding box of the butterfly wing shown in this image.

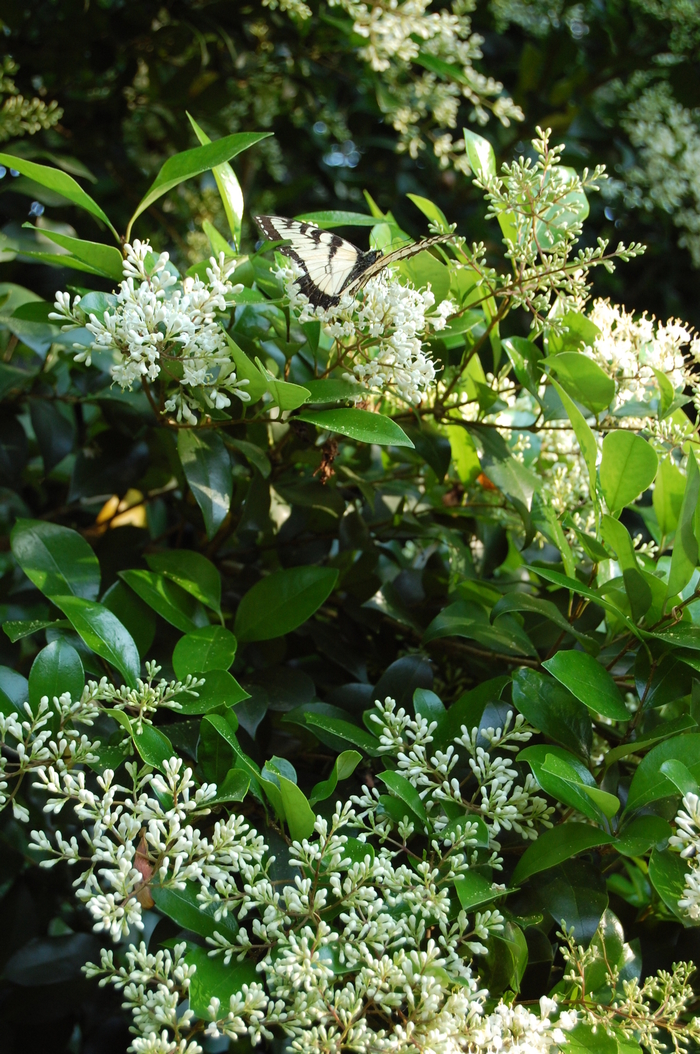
[255,216,365,308]
[344,233,452,295]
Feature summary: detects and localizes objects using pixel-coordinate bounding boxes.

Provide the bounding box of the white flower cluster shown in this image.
[669,791,700,921]
[0,691,100,824]
[585,298,697,409]
[50,241,250,423]
[31,756,263,941]
[280,259,454,404]
[72,758,572,1054]
[359,697,554,849]
[326,0,523,167]
[620,82,700,268]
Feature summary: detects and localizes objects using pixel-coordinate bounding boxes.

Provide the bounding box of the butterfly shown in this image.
[255,215,451,310]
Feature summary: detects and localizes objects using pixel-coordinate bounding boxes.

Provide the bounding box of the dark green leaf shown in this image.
[512,668,592,757]
[625,734,700,813]
[512,823,614,885]
[172,627,237,679]
[145,551,222,615]
[172,668,249,715]
[178,430,232,540]
[296,408,414,447]
[234,566,338,642]
[542,651,628,721]
[119,570,209,634]
[0,152,117,237]
[28,639,84,712]
[53,595,140,688]
[101,580,156,660]
[11,518,100,600]
[186,945,258,1019]
[151,880,238,941]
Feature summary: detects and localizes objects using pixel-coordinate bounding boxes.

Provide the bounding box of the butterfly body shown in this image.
[255,214,449,309]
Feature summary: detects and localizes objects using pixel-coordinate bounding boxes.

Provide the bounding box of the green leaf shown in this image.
[406,193,450,231]
[616,815,671,857]
[603,715,697,769]
[11,518,100,601]
[107,707,174,770]
[188,114,244,248]
[177,430,232,540]
[424,600,536,656]
[292,710,381,756]
[186,945,258,1019]
[547,353,614,414]
[599,431,658,514]
[151,880,238,942]
[433,676,509,752]
[172,627,237,680]
[0,667,28,716]
[3,618,69,644]
[565,1024,618,1054]
[145,551,221,616]
[296,408,414,448]
[278,776,316,841]
[659,759,699,796]
[520,744,608,824]
[303,379,363,404]
[453,872,505,911]
[234,566,338,643]
[22,225,123,280]
[542,651,629,721]
[293,210,377,227]
[511,822,613,885]
[119,570,209,634]
[0,152,118,238]
[53,596,140,688]
[253,357,310,410]
[376,769,428,823]
[492,593,593,651]
[228,438,271,478]
[625,734,700,813]
[398,250,450,304]
[445,425,481,485]
[462,128,496,180]
[511,668,592,757]
[221,333,269,402]
[666,451,700,600]
[172,668,249,715]
[309,750,362,806]
[542,753,620,819]
[653,456,686,539]
[530,566,641,637]
[648,848,692,923]
[28,639,84,712]
[101,580,156,660]
[600,515,653,622]
[126,133,270,237]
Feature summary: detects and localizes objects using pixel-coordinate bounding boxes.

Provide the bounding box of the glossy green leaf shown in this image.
[295,710,381,756]
[599,431,658,513]
[303,379,363,404]
[53,596,140,688]
[107,707,174,770]
[278,776,316,841]
[542,754,620,819]
[151,880,238,942]
[3,618,69,644]
[492,593,593,651]
[550,379,598,497]
[296,408,414,448]
[186,945,258,1019]
[463,128,496,180]
[653,456,686,539]
[172,668,249,715]
[520,744,606,824]
[648,848,692,923]
[172,626,237,679]
[615,815,671,857]
[0,666,28,716]
[23,225,123,280]
[424,601,536,656]
[542,651,629,721]
[234,566,338,642]
[512,668,592,757]
[376,769,427,823]
[511,822,613,885]
[453,872,506,911]
[177,429,232,540]
[309,750,362,806]
[101,580,156,660]
[548,352,614,414]
[406,193,450,231]
[28,639,84,713]
[625,734,700,813]
[188,113,243,248]
[659,759,699,796]
[145,551,221,616]
[666,451,700,600]
[253,357,310,410]
[294,210,377,227]
[127,132,270,236]
[0,152,118,238]
[11,518,100,601]
[119,570,209,634]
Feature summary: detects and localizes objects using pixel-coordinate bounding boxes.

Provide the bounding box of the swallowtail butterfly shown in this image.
[255,215,450,310]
